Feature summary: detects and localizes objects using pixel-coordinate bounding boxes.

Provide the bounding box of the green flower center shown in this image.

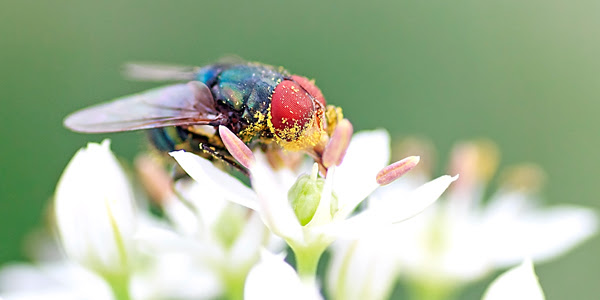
[288,166,338,226]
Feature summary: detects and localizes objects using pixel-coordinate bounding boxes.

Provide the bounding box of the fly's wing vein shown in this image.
[64,82,222,133]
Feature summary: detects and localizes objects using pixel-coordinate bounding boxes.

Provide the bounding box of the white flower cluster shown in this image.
[0,131,595,300]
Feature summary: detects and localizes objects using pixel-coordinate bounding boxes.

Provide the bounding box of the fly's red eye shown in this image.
[270,80,315,140]
[291,75,326,107]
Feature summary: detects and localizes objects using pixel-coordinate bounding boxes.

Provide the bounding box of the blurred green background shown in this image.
[1,0,598,299]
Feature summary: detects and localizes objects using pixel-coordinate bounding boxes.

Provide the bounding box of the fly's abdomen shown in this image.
[147,127,189,152]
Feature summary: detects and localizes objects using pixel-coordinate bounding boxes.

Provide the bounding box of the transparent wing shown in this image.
[64,81,223,133]
[216,55,247,65]
[123,62,199,81]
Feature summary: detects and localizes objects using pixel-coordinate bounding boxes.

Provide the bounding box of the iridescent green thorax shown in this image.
[196,63,290,143]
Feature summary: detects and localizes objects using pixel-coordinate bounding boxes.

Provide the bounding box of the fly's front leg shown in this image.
[198,142,249,177]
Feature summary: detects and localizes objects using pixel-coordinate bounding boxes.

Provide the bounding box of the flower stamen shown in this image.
[376,156,420,185]
[219,125,255,169]
[322,119,353,168]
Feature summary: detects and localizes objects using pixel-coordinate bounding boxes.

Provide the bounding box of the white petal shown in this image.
[368,174,427,209]
[319,175,456,240]
[229,213,268,266]
[169,151,259,210]
[327,236,400,300]
[315,212,383,240]
[389,205,494,282]
[250,161,303,242]
[162,195,201,237]
[54,140,135,273]
[173,179,227,233]
[244,250,322,300]
[373,175,458,224]
[334,130,391,218]
[0,262,113,300]
[482,196,598,266]
[134,225,221,262]
[309,166,336,226]
[482,259,545,300]
[130,253,222,300]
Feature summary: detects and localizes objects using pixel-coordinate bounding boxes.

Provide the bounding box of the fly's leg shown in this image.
[198,142,249,177]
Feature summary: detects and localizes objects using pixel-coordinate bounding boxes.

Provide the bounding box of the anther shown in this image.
[322,119,353,168]
[376,156,420,186]
[219,125,255,169]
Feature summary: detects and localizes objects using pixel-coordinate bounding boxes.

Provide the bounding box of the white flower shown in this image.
[326,227,402,300]
[0,261,113,300]
[325,140,596,299]
[244,250,322,300]
[251,130,456,243]
[54,140,136,277]
[29,141,213,300]
[132,171,282,300]
[171,129,457,279]
[369,141,597,291]
[482,259,545,300]
[129,251,222,300]
[6,141,280,300]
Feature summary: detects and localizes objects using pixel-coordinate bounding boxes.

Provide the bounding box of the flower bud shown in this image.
[287,165,338,226]
[288,174,324,226]
[54,140,135,276]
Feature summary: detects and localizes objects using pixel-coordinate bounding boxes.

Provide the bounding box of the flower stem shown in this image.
[296,250,320,278]
[105,273,132,300]
[406,279,457,300]
[291,243,327,279]
[222,269,246,300]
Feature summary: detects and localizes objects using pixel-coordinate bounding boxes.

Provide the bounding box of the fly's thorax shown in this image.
[195,64,227,87]
[210,63,287,143]
[212,64,286,110]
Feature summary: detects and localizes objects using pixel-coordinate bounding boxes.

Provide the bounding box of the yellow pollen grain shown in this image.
[238,110,268,142]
